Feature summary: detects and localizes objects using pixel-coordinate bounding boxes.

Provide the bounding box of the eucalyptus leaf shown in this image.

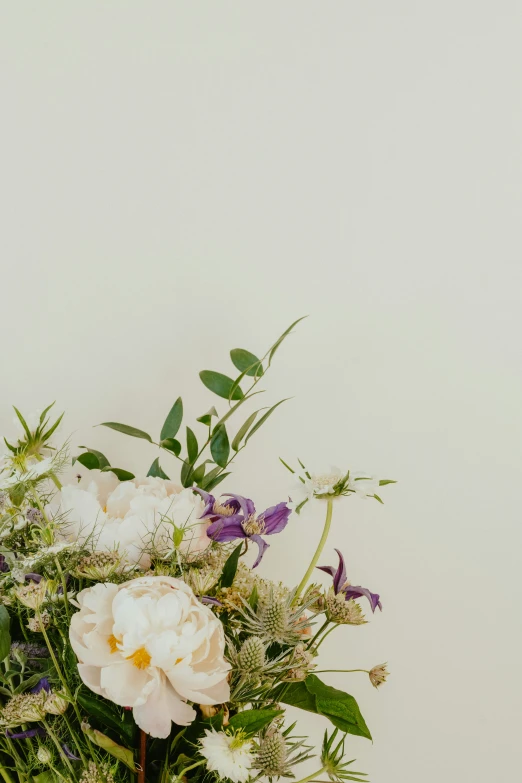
[100,422,152,442]
[231,410,259,451]
[267,316,307,366]
[199,371,244,401]
[180,460,193,488]
[74,452,99,470]
[101,467,135,481]
[186,427,198,464]
[245,399,291,443]
[210,425,230,468]
[0,606,11,661]
[197,406,219,426]
[228,708,283,736]
[230,348,264,377]
[147,458,170,479]
[201,471,230,491]
[78,447,110,469]
[161,438,182,456]
[160,398,183,441]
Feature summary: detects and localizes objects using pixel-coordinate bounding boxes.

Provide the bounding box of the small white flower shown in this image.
[0,457,57,491]
[347,472,379,498]
[291,466,345,507]
[200,729,254,783]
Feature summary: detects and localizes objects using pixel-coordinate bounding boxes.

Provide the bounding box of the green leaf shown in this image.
[203,472,230,491]
[228,708,283,736]
[40,412,64,443]
[99,422,152,442]
[160,397,183,441]
[278,675,371,740]
[197,406,219,426]
[231,411,259,451]
[379,479,397,486]
[161,438,182,456]
[39,402,56,425]
[33,771,62,783]
[81,722,136,770]
[245,399,291,443]
[220,543,243,588]
[78,447,110,469]
[191,462,207,485]
[0,606,11,661]
[372,493,384,504]
[77,692,136,745]
[173,525,184,548]
[267,316,307,366]
[199,371,244,401]
[198,465,222,489]
[210,425,230,468]
[279,457,295,474]
[147,458,170,479]
[4,437,17,453]
[13,406,31,438]
[186,427,198,464]
[74,452,100,470]
[101,467,135,481]
[180,460,193,488]
[230,349,264,378]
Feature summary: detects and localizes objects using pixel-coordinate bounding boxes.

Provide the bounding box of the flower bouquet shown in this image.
[0,320,394,783]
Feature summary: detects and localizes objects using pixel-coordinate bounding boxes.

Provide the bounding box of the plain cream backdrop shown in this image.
[1,3,521,781]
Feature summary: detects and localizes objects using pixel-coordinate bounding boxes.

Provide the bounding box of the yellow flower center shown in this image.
[242,514,265,536]
[213,501,236,517]
[108,635,120,654]
[127,647,152,670]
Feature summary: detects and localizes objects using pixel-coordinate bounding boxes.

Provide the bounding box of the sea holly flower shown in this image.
[318,549,382,613]
[196,490,291,567]
[69,576,230,738]
[199,729,254,783]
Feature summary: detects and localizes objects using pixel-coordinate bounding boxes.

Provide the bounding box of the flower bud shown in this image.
[238,637,266,671]
[44,691,69,716]
[369,663,389,689]
[37,746,52,764]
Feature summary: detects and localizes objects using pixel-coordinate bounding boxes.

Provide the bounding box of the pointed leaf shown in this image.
[13,407,32,438]
[161,438,182,456]
[101,467,135,481]
[200,371,244,401]
[228,708,283,736]
[180,460,193,488]
[203,472,230,491]
[379,479,397,486]
[0,606,11,661]
[100,422,152,442]
[78,447,110,469]
[81,723,136,770]
[230,348,264,377]
[210,425,230,468]
[39,402,56,424]
[40,412,64,442]
[245,399,291,443]
[160,397,183,441]
[74,452,100,470]
[231,411,259,451]
[197,406,219,426]
[220,543,243,588]
[267,316,307,366]
[186,427,198,464]
[147,458,170,479]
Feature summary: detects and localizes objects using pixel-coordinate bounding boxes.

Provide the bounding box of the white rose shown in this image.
[59,472,210,568]
[69,576,231,738]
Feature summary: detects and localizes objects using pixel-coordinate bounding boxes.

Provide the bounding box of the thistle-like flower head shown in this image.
[369,663,389,689]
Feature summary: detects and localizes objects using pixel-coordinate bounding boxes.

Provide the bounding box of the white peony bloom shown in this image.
[200,729,254,783]
[70,576,231,738]
[58,471,210,568]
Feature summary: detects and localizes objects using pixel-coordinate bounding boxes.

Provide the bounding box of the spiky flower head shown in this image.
[325,589,366,625]
[238,636,266,671]
[79,762,115,783]
[0,692,46,726]
[14,579,48,610]
[184,563,220,596]
[27,610,51,632]
[369,663,389,689]
[255,731,287,777]
[74,551,124,581]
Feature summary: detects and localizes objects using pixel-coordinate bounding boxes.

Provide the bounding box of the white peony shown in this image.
[69,576,231,738]
[58,471,210,568]
[200,729,254,783]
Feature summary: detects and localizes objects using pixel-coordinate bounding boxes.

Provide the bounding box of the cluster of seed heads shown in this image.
[79,761,115,783]
[75,551,123,581]
[325,590,366,625]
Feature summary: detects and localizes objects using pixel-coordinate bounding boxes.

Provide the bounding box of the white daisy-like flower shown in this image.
[0,457,57,491]
[200,729,254,783]
[347,472,379,498]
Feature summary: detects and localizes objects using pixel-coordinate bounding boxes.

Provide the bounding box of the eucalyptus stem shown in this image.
[294,498,334,602]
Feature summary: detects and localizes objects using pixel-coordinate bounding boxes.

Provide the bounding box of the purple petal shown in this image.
[261,502,291,535]
[250,534,269,568]
[222,493,255,518]
[206,516,247,543]
[193,488,216,517]
[6,727,46,739]
[31,677,51,693]
[199,596,223,606]
[317,564,337,579]
[25,573,42,583]
[62,744,81,760]
[333,549,347,594]
[0,555,9,573]
[343,585,382,612]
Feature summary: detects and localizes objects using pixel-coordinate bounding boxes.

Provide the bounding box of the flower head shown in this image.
[369,663,389,689]
[200,729,254,783]
[0,692,46,727]
[318,549,382,613]
[197,490,291,567]
[69,576,230,738]
[14,579,48,610]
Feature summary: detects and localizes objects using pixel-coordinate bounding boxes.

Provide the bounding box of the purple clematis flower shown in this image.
[196,490,291,568]
[317,548,382,612]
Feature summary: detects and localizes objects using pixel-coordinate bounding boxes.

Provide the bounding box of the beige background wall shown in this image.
[1,4,521,781]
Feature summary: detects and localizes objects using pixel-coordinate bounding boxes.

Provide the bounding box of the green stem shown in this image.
[293,766,327,783]
[0,765,15,783]
[314,624,338,651]
[315,669,369,674]
[54,557,70,622]
[306,619,330,651]
[294,498,334,603]
[49,471,62,491]
[178,760,206,777]
[43,719,77,780]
